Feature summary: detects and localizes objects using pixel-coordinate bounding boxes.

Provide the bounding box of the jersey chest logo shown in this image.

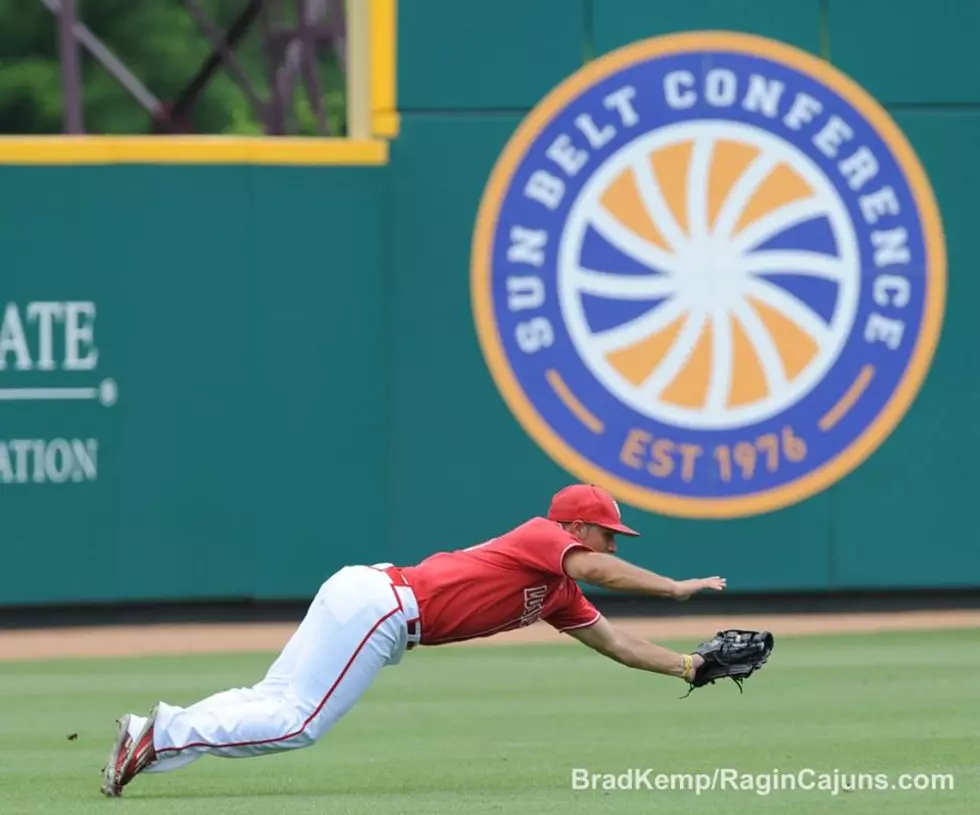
[520,585,548,626]
[471,31,945,519]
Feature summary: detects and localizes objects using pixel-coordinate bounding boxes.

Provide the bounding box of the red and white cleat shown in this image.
[117,706,158,792]
[99,714,134,798]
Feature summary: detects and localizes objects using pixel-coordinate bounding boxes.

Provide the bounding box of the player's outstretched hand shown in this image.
[672,576,727,601]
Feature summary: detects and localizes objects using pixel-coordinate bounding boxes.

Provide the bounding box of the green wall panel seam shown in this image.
[819,0,831,62]
[584,0,595,62]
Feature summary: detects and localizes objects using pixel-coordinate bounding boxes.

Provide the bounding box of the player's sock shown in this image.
[126,715,146,741]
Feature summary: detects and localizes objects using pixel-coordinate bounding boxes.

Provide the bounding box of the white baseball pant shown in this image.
[125,564,420,773]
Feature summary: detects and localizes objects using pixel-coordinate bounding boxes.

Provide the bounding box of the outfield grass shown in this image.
[1,629,977,814]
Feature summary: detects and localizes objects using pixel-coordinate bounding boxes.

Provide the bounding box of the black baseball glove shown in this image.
[683,629,774,696]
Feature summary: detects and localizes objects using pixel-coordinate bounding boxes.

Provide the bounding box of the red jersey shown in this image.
[397,517,601,645]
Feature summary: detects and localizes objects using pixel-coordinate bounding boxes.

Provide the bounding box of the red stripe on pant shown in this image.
[156,607,399,754]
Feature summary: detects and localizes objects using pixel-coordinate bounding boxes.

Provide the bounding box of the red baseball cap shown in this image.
[546,484,640,536]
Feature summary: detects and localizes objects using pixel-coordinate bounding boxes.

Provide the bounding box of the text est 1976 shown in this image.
[620,427,807,483]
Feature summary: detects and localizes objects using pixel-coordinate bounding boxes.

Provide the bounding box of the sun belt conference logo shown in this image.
[471,32,945,519]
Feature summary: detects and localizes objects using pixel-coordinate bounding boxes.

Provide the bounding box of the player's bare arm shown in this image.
[563,548,726,600]
[565,616,703,679]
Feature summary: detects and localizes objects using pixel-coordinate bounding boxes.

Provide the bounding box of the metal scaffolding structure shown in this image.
[41,0,349,136]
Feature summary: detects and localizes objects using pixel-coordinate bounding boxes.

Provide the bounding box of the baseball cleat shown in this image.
[99,714,133,798]
[116,705,158,791]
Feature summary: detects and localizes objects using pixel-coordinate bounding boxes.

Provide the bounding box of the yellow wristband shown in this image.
[682,654,693,681]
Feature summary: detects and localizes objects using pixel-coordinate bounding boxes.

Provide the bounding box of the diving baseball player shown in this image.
[101,483,774,797]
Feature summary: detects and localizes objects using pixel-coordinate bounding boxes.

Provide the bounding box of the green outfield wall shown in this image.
[1,1,977,606]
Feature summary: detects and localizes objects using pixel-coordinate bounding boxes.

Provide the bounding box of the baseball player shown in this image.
[100,483,773,797]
